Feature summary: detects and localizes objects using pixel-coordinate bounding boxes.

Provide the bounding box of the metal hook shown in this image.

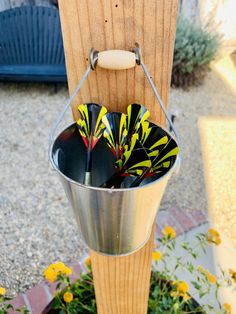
[132,42,142,65]
[89,48,99,70]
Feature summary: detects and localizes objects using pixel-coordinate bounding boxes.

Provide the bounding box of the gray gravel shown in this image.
[0,83,87,295]
[0,66,235,295]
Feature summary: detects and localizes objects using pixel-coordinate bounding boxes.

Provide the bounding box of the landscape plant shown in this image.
[40,227,233,314]
[171,14,220,88]
[1,227,233,313]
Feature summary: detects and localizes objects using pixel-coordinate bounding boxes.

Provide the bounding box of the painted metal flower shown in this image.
[126,103,150,140]
[77,103,107,185]
[101,134,151,188]
[102,112,127,159]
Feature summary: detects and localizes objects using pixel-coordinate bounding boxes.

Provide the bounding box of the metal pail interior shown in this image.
[50,122,178,255]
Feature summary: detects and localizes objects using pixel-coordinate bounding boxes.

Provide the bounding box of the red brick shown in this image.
[155,223,163,238]
[169,207,195,232]
[70,263,81,282]
[26,284,52,314]
[47,280,58,295]
[9,294,26,314]
[156,211,183,235]
[188,209,207,226]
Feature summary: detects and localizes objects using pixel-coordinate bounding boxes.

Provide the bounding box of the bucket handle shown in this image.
[49,43,178,152]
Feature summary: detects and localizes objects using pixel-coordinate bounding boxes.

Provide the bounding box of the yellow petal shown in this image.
[224,303,232,313]
[152,251,162,261]
[0,287,6,296]
[162,225,176,239]
[63,291,74,303]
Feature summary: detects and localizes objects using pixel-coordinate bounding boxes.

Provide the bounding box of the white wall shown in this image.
[180,0,236,54]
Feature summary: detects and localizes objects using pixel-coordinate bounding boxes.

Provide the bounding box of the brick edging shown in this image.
[10,207,207,314]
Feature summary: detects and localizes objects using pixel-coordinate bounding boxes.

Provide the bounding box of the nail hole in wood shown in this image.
[105,19,108,23]
[86,58,88,61]
[115,4,118,7]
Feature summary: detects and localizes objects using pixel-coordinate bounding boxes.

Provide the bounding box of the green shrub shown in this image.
[171,14,220,88]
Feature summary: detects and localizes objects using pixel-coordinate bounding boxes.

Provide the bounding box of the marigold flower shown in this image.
[162,225,176,239]
[229,269,236,284]
[44,267,57,283]
[208,228,220,237]
[205,271,217,284]
[171,281,190,301]
[0,287,6,296]
[198,266,216,284]
[152,251,162,261]
[177,281,189,294]
[207,228,221,245]
[44,262,72,283]
[63,291,73,303]
[85,256,91,267]
[53,262,72,276]
[223,303,231,313]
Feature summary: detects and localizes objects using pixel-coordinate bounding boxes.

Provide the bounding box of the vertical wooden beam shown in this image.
[58,1,178,313]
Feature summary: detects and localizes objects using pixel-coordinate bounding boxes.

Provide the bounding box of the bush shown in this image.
[171,14,220,88]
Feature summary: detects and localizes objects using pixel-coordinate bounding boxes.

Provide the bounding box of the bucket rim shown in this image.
[49,122,180,192]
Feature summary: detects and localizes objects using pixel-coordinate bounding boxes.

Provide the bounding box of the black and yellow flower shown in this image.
[77,103,107,185]
[126,103,150,139]
[77,103,107,150]
[102,112,127,159]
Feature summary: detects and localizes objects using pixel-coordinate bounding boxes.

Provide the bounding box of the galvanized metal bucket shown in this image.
[49,45,180,255]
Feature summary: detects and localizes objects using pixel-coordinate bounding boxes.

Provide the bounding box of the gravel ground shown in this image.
[0,61,235,295]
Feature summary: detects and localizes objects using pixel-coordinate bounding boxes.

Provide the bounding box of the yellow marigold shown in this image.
[63,291,73,303]
[53,262,72,276]
[171,281,190,301]
[198,266,217,284]
[152,251,162,261]
[44,262,72,283]
[223,303,231,314]
[205,271,217,284]
[171,291,190,301]
[85,256,91,267]
[208,228,220,237]
[44,267,57,283]
[207,228,221,245]
[177,281,189,294]
[162,225,176,239]
[0,287,6,296]
[229,269,236,284]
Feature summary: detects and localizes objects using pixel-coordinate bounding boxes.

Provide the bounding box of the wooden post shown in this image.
[58,1,178,313]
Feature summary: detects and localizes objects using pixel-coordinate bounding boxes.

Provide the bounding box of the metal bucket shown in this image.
[50,122,178,255]
[49,46,180,255]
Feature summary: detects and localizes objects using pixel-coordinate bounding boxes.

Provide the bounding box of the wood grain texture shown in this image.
[58,0,178,123]
[91,227,155,314]
[58,1,178,313]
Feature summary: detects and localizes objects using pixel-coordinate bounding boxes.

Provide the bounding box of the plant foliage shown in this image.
[171,14,220,88]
